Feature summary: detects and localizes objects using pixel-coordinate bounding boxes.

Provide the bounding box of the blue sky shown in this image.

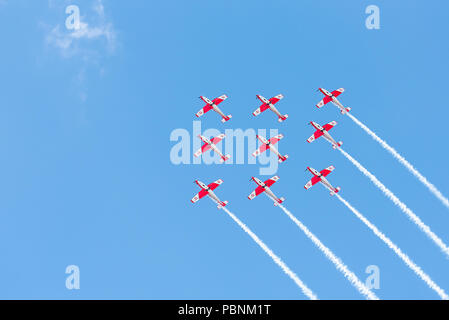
[0,0,449,299]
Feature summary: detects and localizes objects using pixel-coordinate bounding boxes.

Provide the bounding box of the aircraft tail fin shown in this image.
[278,155,289,163]
[278,114,289,122]
[332,142,343,150]
[220,154,231,163]
[217,200,228,209]
[341,107,351,114]
[221,115,232,123]
[274,197,285,206]
[330,187,341,196]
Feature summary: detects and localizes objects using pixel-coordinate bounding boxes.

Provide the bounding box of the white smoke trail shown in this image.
[338,147,449,257]
[335,194,449,300]
[278,204,379,300]
[347,112,449,210]
[222,207,318,300]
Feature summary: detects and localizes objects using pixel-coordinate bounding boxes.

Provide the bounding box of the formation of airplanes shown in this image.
[195,94,289,123]
[191,88,349,208]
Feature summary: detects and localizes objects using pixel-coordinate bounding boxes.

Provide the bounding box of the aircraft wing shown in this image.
[264,175,280,187]
[322,121,337,132]
[252,143,270,157]
[320,166,335,177]
[208,179,224,191]
[191,189,208,203]
[252,103,271,116]
[268,134,283,145]
[269,94,284,104]
[194,143,212,157]
[196,104,214,117]
[307,130,324,143]
[331,88,344,98]
[211,134,226,145]
[304,176,321,190]
[194,136,213,157]
[212,95,228,105]
[248,185,265,200]
[316,96,333,108]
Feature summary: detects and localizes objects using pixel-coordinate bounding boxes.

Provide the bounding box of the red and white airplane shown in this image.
[304,166,341,196]
[194,134,230,163]
[252,134,288,163]
[307,121,343,149]
[253,94,288,122]
[316,88,351,115]
[196,95,232,123]
[191,179,228,209]
[248,176,285,206]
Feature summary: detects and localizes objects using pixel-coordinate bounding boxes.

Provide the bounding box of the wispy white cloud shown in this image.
[43,0,118,103]
[45,0,117,58]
